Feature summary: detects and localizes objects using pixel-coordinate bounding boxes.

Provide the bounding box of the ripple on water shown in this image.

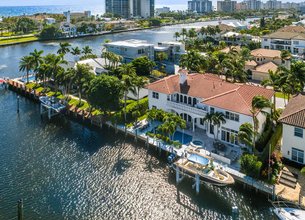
[0,91,275,219]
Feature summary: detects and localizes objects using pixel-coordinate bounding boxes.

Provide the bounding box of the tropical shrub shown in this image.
[240,154,262,179]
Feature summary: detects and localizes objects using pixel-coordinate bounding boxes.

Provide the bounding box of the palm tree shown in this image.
[203,112,226,141]
[29,49,44,75]
[71,46,81,61]
[44,54,67,92]
[119,64,137,123]
[71,63,94,104]
[188,28,197,39]
[174,32,180,41]
[238,123,254,150]
[155,52,168,69]
[180,50,206,73]
[82,46,93,55]
[250,95,271,150]
[57,42,71,55]
[261,70,280,114]
[19,56,34,84]
[181,28,187,41]
[212,112,226,141]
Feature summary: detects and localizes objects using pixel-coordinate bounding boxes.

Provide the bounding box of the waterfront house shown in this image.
[245,48,291,81]
[147,71,274,146]
[104,39,155,62]
[44,18,56,25]
[279,93,305,165]
[60,22,77,37]
[221,31,259,45]
[261,26,305,56]
[155,41,186,62]
[76,58,110,75]
[196,23,235,41]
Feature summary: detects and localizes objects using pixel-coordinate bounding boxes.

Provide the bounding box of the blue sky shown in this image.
[0,0,301,7]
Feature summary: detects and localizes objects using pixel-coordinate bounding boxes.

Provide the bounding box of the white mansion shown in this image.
[147,71,274,146]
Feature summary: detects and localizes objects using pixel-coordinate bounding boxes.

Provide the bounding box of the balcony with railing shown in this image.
[167,100,207,116]
[270,40,291,45]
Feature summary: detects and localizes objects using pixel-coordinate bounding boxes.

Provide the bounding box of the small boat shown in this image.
[272,201,305,220]
[174,152,234,186]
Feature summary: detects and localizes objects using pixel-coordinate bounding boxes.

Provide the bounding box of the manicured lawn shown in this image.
[275,92,288,99]
[0,36,38,45]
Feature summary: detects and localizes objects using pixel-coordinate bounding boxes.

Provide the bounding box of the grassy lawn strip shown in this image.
[275,92,288,99]
[0,36,38,45]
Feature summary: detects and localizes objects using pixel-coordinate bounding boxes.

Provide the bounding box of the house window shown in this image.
[292,148,304,164]
[210,107,215,114]
[293,41,299,45]
[184,96,187,104]
[221,127,239,145]
[180,94,183,102]
[264,39,267,41]
[210,124,214,135]
[200,118,204,125]
[225,111,239,122]
[152,92,159,99]
[294,127,303,138]
[188,97,192,105]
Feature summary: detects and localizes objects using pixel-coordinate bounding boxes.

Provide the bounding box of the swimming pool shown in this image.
[19,75,36,83]
[188,154,210,166]
[192,140,203,146]
[172,131,192,145]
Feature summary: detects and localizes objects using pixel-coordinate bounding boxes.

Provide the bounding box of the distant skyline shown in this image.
[0,0,304,7]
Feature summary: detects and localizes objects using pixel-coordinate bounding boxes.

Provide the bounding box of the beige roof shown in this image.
[278,25,305,33]
[251,48,281,59]
[220,46,241,54]
[147,73,274,116]
[279,93,305,128]
[254,62,278,74]
[263,31,305,40]
[245,60,257,67]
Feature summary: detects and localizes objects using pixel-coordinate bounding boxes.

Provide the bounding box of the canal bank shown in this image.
[6,78,279,202]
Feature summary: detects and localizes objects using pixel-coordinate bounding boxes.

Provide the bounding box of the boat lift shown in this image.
[39,96,66,119]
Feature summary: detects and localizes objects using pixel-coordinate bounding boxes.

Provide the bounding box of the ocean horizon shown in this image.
[0,4,188,17]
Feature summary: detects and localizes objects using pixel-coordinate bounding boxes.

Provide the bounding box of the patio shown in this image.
[179,128,242,169]
[129,120,243,169]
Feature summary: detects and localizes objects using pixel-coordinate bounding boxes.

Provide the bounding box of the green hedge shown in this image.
[260,124,283,162]
[256,118,273,152]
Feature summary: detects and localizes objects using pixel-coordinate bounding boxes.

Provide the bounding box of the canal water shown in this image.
[0,20,276,219]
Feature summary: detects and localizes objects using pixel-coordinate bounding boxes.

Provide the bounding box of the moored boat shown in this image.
[272,201,305,220]
[174,153,234,186]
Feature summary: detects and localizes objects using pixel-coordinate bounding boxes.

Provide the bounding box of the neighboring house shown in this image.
[261,25,305,55]
[197,23,235,40]
[104,20,138,31]
[76,58,110,75]
[44,18,56,25]
[221,31,259,45]
[279,93,305,165]
[147,72,274,146]
[154,41,186,62]
[246,48,291,81]
[60,22,77,37]
[104,39,155,62]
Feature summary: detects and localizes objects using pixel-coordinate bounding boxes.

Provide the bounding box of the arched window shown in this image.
[193,98,197,106]
[188,97,192,105]
[184,96,187,104]
[180,94,183,102]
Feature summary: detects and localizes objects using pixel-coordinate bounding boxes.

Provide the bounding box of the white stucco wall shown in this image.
[282,124,305,164]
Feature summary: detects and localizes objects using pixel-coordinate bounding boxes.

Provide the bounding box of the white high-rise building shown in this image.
[105,0,154,18]
[244,0,261,10]
[188,0,213,13]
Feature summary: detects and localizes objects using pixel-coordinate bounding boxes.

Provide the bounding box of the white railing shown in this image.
[167,101,207,116]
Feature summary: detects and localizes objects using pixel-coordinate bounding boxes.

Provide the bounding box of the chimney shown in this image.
[179,69,188,85]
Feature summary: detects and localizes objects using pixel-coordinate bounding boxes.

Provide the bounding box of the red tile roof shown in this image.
[147,73,274,116]
[279,93,305,128]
